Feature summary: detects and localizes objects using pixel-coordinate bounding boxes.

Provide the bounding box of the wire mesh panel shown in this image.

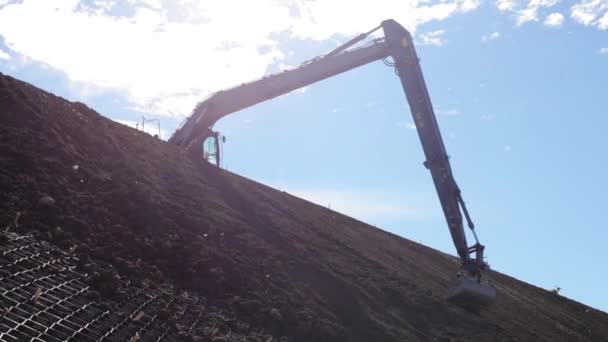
[0,233,279,342]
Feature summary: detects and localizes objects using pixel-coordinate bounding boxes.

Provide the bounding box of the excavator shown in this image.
[170,19,496,308]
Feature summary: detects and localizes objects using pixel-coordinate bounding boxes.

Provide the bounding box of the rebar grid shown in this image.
[0,234,207,342]
[0,233,281,342]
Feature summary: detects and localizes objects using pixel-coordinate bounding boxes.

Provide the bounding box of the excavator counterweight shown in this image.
[170,18,496,309]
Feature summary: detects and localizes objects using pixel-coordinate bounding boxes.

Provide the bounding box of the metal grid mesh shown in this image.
[0,233,276,342]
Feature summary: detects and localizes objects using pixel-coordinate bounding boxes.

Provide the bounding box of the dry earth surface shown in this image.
[1,72,607,341]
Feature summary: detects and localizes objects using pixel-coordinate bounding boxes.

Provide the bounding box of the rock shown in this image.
[37,195,56,207]
[234,298,263,316]
[268,308,283,322]
[50,226,65,241]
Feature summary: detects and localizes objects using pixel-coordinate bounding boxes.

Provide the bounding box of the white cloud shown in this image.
[294,86,308,94]
[497,0,607,30]
[0,48,9,60]
[419,29,447,46]
[516,8,534,25]
[544,12,565,26]
[497,0,564,26]
[481,31,501,42]
[600,12,608,29]
[496,0,518,11]
[516,0,560,26]
[461,0,482,12]
[600,47,608,54]
[138,0,162,10]
[0,0,482,119]
[398,122,417,130]
[289,0,480,40]
[0,0,288,117]
[571,0,608,30]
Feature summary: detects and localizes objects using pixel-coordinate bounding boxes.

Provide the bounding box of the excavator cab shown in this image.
[202,133,220,166]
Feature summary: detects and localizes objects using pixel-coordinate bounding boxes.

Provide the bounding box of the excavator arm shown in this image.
[170,19,496,308]
[384,20,495,307]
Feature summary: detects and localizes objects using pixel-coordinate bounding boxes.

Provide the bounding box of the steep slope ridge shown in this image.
[1,72,607,341]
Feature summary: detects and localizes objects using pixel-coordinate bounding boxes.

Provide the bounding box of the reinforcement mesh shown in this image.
[0,233,279,342]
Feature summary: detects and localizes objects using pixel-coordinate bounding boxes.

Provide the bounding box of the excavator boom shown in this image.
[170,36,389,149]
[170,19,496,308]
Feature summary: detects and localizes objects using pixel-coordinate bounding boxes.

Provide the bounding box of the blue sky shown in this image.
[1,0,607,312]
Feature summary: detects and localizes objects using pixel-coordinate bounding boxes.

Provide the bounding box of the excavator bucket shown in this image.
[447,273,496,310]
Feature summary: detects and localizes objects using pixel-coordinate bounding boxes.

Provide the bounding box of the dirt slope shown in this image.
[1,72,607,342]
